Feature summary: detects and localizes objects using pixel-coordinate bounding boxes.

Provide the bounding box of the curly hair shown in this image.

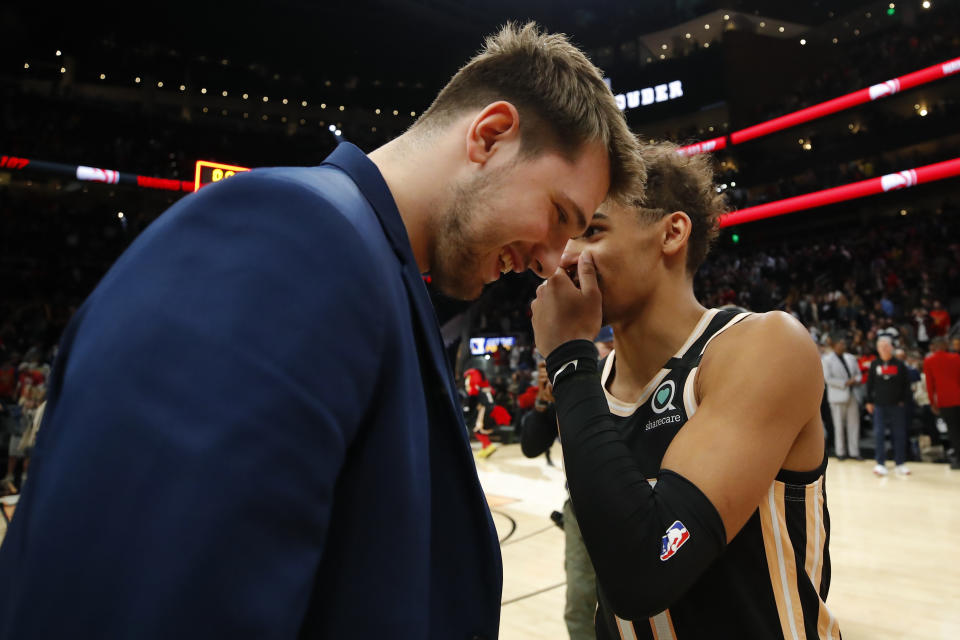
[634,142,729,273]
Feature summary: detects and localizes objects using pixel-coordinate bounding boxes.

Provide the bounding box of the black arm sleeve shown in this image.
[520,405,557,458]
[547,340,727,620]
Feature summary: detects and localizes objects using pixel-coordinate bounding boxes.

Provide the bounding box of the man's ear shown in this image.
[662,211,692,259]
[465,101,521,165]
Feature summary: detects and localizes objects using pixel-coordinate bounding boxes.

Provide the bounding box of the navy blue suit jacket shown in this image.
[0,144,502,639]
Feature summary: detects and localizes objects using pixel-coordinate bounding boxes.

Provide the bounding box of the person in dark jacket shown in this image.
[520,360,597,640]
[866,336,913,476]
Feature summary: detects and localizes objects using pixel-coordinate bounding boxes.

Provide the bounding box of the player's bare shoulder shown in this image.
[697,310,824,408]
[711,310,818,357]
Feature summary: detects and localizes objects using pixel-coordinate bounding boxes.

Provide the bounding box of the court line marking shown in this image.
[491,509,518,544]
[501,524,556,546]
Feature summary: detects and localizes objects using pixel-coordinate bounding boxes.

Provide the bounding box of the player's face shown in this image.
[559,201,665,325]
[429,141,610,300]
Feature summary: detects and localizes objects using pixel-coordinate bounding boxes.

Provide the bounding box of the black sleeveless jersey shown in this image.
[595,309,840,640]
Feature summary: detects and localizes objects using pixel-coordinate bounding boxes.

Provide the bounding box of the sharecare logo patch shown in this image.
[660,520,691,561]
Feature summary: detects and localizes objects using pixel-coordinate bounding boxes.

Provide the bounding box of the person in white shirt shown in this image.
[822,335,863,460]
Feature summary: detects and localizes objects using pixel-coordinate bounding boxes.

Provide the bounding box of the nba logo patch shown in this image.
[660,520,690,561]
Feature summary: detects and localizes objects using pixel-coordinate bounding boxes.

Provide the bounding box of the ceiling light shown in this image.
[222,90,228,97]
[201,88,207,94]
[800,39,806,45]
[301,101,308,107]
[180,84,186,91]
[24,63,29,69]
[662,44,668,50]
[685,33,691,38]
[779,26,785,32]
[56,50,62,56]
[704,23,711,29]
[135,76,141,83]
[100,73,106,79]
[157,81,163,88]
[919,108,928,116]
[282,98,288,105]
[339,105,345,111]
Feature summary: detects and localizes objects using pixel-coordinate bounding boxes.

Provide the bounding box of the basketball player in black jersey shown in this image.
[531,143,839,639]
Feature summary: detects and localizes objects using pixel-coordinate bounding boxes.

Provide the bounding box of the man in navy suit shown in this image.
[0,22,644,639]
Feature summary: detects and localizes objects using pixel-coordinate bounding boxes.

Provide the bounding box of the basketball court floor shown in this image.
[477,442,960,640]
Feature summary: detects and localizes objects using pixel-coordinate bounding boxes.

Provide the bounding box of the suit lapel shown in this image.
[321,143,468,444]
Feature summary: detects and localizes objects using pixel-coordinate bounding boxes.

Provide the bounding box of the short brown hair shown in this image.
[415,21,645,205]
[634,142,728,273]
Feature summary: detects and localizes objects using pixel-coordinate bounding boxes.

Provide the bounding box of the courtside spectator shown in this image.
[924,337,960,470]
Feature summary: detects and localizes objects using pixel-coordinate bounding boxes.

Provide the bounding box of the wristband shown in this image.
[546,340,599,388]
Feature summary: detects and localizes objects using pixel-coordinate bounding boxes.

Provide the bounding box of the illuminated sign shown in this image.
[614,80,684,111]
[469,336,516,356]
[194,160,251,191]
[0,156,29,170]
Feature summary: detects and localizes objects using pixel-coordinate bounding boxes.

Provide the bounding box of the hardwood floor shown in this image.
[477,443,960,640]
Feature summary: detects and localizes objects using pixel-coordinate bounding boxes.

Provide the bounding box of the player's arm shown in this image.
[549,313,821,619]
[520,405,557,457]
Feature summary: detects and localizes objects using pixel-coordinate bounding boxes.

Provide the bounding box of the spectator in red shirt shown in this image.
[929,299,951,337]
[924,337,960,470]
[464,368,500,458]
[0,355,17,400]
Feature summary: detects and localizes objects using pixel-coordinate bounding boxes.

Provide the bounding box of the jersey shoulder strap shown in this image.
[664,309,752,370]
